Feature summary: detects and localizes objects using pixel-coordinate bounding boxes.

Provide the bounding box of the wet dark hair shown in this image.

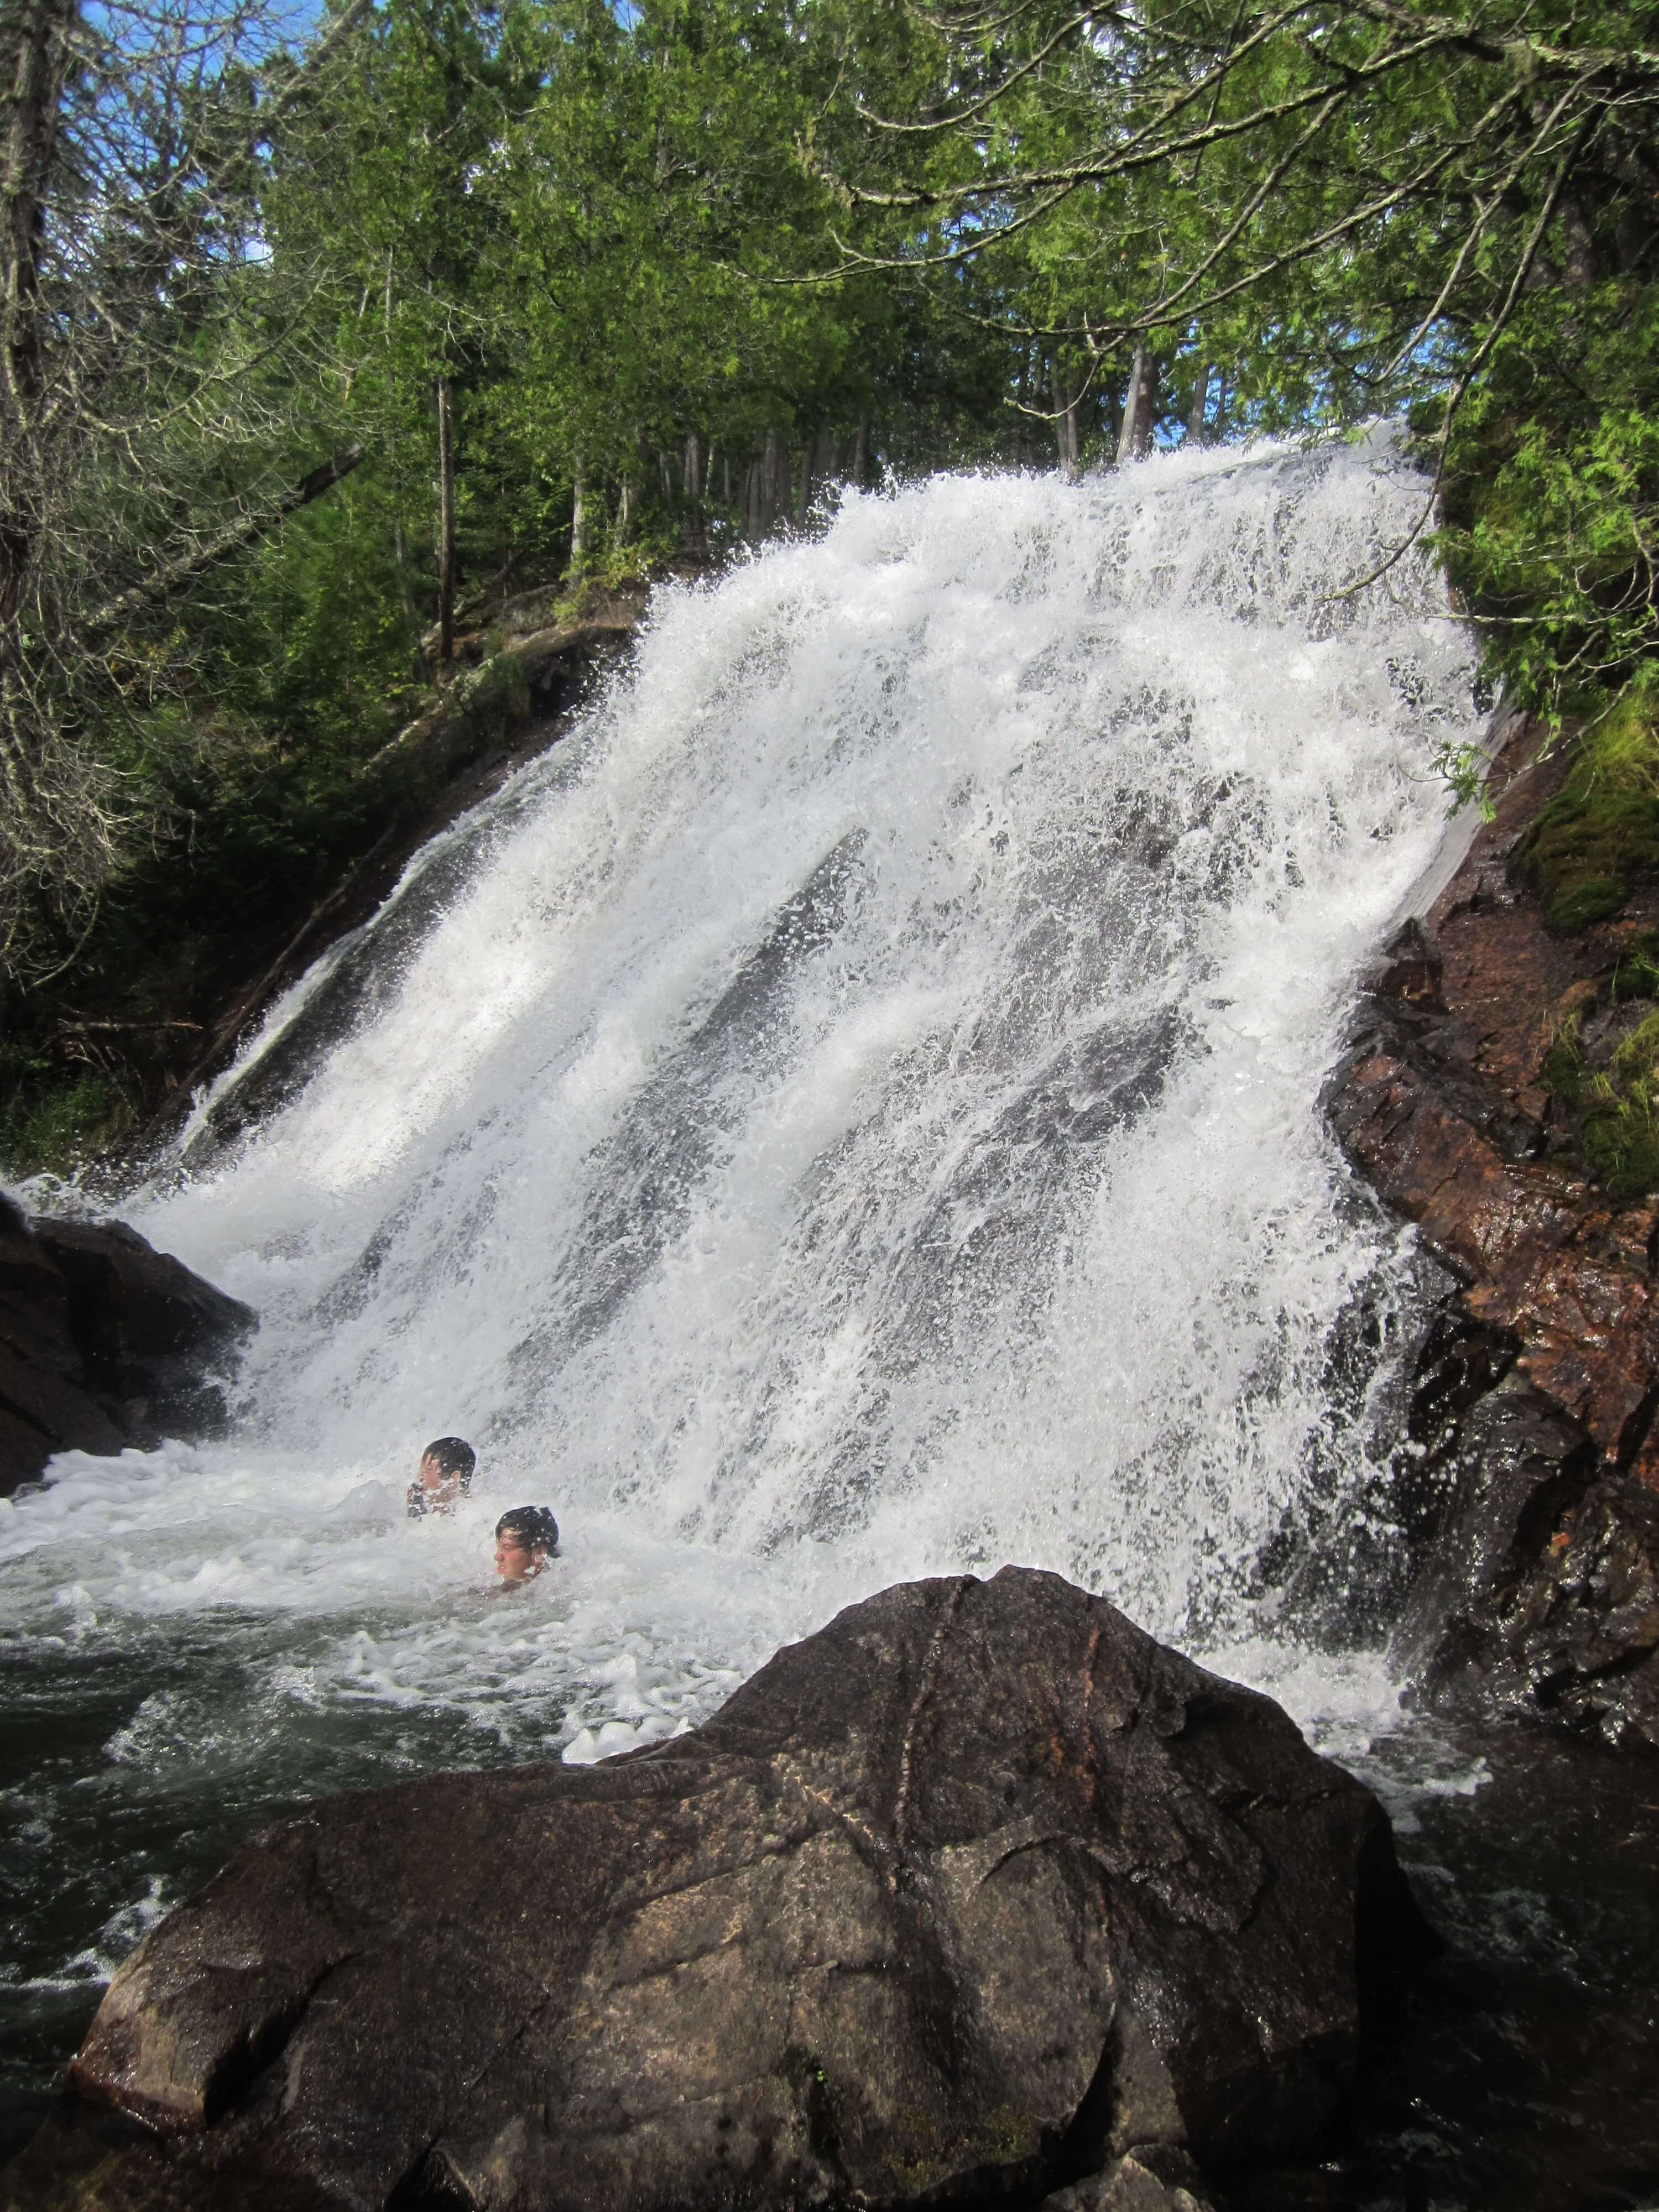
[422,1437,476,1488]
[495,1505,560,1556]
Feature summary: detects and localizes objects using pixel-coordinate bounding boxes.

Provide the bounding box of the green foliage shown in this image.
[1510,696,1659,935]
[0,1065,129,1183]
[1432,736,1499,821]
[1437,286,1659,731]
[13,0,1659,1174]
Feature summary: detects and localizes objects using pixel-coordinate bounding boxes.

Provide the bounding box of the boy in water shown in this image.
[407,1436,476,1519]
[493,1505,560,1585]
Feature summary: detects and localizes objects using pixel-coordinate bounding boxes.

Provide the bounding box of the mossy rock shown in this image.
[1511,695,1659,938]
[1512,784,1659,936]
[1545,874,1632,933]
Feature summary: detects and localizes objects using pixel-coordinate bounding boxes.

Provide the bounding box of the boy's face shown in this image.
[419,1451,461,1502]
[494,1534,543,1582]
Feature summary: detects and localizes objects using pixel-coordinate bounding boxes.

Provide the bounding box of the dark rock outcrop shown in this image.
[0,1198,256,1494]
[1327,713,1659,1749]
[48,1569,1421,2212]
[1387,1367,1659,1749]
[1042,2144,1215,2210]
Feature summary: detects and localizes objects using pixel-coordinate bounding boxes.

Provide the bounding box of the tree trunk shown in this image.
[435,375,456,664]
[570,455,589,572]
[1,0,79,889]
[1051,356,1080,478]
[391,508,425,674]
[854,420,870,489]
[1117,345,1160,463]
[383,258,425,675]
[682,432,704,550]
[1115,347,1144,465]
[1559,199,1595,288]
[1188,361,1212,445]
[618,422,645,542]
[752,429,777,533]
[767,428,787,530]
[1,0,76,633]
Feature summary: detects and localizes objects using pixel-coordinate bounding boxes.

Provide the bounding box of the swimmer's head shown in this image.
[418,1436,476,1500]
[494,1505,559,1583]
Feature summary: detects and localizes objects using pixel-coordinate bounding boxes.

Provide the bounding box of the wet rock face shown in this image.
[61,1570,1419,2212]
[1391,1371,1659,1750]
[1326,714,1659,1751]
[0,1198,255,1493]
[1389,1363,1659,1743]
[1328,995,1659,1478]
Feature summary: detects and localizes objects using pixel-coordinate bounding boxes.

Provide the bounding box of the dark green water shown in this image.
[4,1636,1656,2208]
[1249,1720,1659,2211]
[0,1610,565,2152]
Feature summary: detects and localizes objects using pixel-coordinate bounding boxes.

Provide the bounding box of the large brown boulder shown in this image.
[55,1569,1423,2212]
[0,1197,256,1494]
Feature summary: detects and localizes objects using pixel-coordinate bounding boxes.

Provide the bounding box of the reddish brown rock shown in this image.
[1331,716,1659,1490]
[1328,715,1659,1747]
[1329,1048,1659,1472]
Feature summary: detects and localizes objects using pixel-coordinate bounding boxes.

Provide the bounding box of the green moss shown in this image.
[891,2105,948,2190]
[1580,1014,1659,1199]
[1544,872,1635,933]
[888,2100,1039,2192]
[1511,694,1659,937]
[1609,933,1659,1001]
[974,2104,1040,2163]
[1541,1014,1587,1110]
[1541,1010,1659,1199]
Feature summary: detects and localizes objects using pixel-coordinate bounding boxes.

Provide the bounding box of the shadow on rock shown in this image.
[0,1197,257,1494]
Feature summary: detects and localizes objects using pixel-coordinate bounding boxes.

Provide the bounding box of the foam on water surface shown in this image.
[2,432,1485,2072]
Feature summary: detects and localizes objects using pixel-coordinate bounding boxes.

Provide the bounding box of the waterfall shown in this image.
[2,431,1478,1854]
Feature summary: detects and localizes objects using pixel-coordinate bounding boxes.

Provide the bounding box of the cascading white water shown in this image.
[1,434,1483,2036]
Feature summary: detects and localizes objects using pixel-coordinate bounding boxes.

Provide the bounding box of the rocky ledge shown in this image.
[0,1196,256,1494]
[9,1569,1425,2212]
[1327,714,1659,1750]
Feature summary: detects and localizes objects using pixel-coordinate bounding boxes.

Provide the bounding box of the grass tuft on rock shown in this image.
[1609,932,1659,1002]
[1542,1010,1659,1199]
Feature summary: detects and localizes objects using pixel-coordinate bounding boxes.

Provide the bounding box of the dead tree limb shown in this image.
[81,445,366,646]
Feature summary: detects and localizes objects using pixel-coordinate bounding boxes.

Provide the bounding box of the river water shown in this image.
[3,432,1656,2203]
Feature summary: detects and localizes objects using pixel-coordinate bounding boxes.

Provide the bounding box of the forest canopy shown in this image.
[1,0,1655,1157]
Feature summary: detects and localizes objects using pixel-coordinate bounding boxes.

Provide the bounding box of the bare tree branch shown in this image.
[82,443,364,645]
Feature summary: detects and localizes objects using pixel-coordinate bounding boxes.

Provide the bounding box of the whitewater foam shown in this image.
[3,436,1480,1978]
